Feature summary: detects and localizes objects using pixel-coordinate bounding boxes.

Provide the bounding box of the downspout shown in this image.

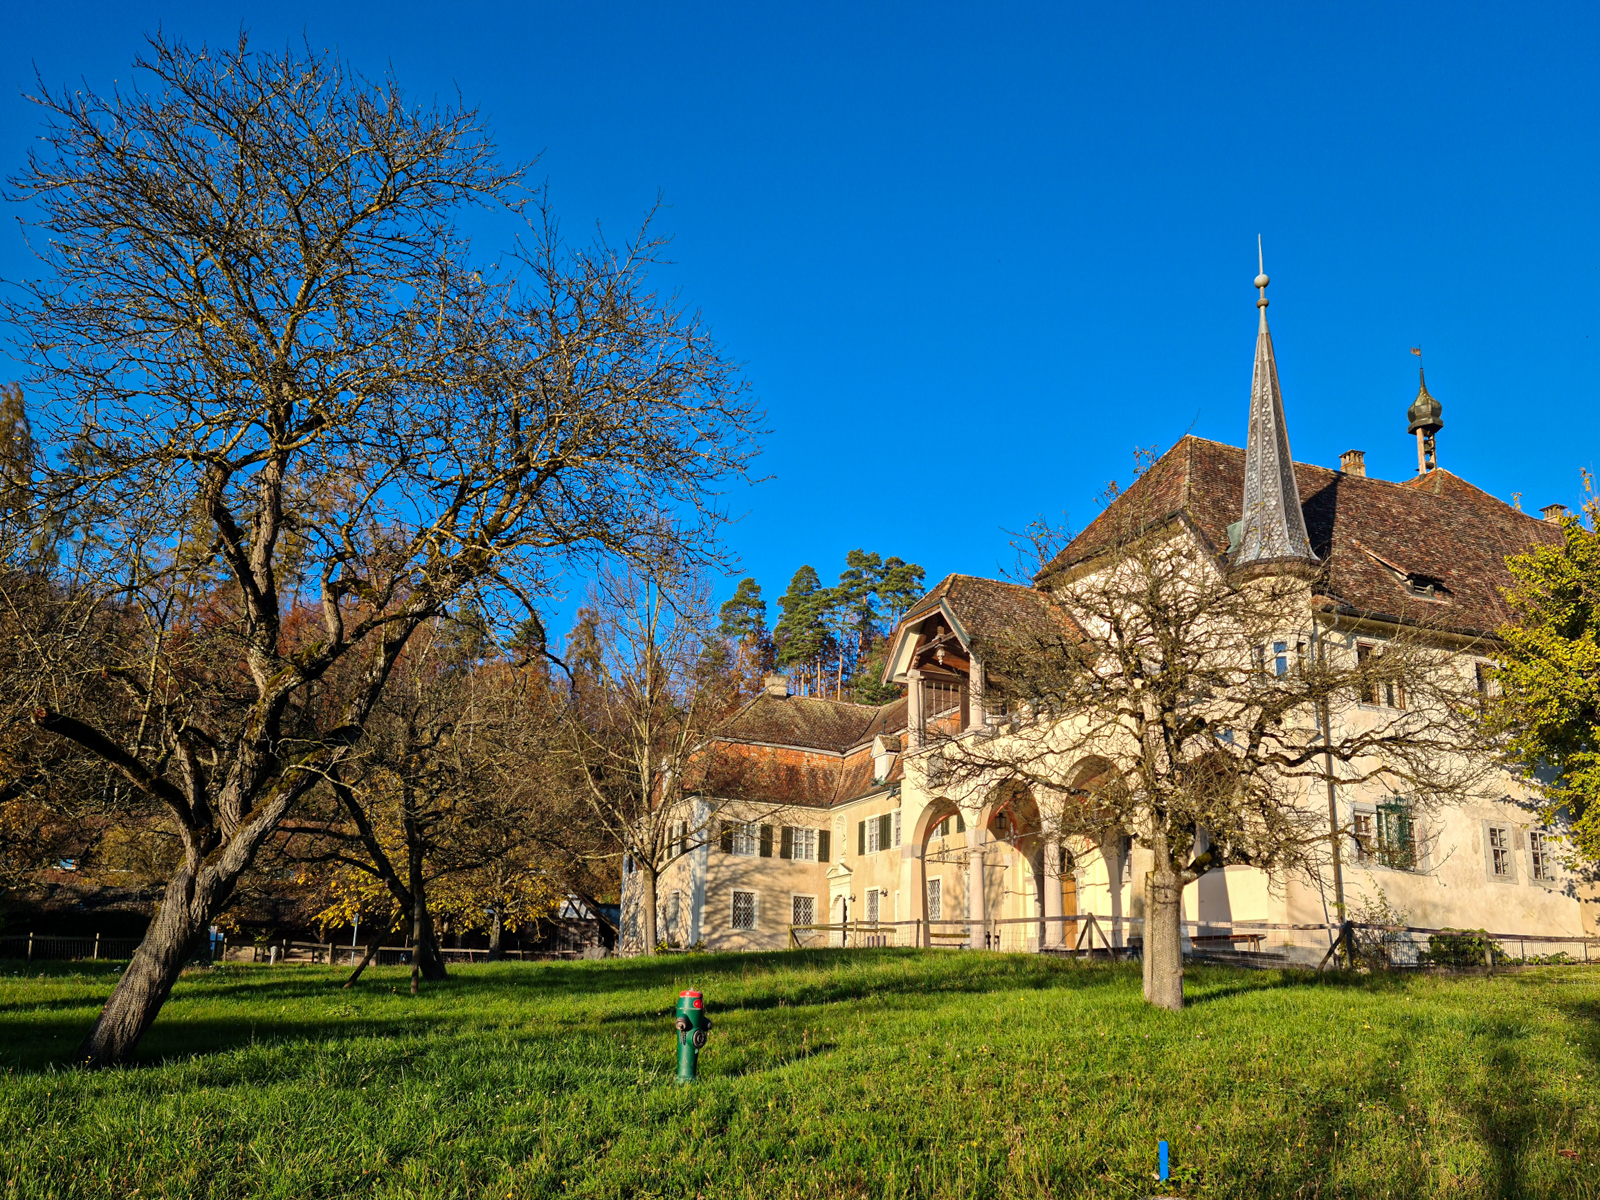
[1311,619,1347,925]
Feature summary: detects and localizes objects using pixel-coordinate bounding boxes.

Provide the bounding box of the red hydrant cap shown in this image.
[680,989,703,1006]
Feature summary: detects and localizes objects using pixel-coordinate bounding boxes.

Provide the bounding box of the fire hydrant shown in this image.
[673,989,712,1083]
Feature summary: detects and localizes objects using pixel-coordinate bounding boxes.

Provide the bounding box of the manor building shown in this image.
[620,276,1590,959]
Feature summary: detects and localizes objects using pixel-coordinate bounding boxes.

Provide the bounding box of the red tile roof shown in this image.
[1040,435,1559,638]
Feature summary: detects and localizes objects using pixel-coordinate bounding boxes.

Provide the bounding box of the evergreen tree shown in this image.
[774,566,833,695]
[718,577,774,687]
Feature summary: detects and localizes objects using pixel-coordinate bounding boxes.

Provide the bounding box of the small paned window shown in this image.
[893,811,902,847]
[927,878,942,922]
[791,895,815,927]
[730,823,760,857]
[731,890,757,931]
[1273,641,1289,677]
[782,827,817,862]
[1488,825,1515,879]
[1530,831,1554,883]
[866,817,882,854]
[1376,801,1416,870]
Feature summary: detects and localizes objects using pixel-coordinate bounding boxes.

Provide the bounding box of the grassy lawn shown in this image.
[1,951,1598,1199]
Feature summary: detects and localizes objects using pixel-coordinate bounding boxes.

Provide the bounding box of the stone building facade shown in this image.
[620,277,1590,958]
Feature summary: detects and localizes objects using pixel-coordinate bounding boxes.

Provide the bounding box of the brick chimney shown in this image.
[763,673,790,698]
[1541,503,1569,524]
[1340,449,1366,477]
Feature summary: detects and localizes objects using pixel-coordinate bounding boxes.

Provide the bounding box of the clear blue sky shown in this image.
[4,3,1597,641]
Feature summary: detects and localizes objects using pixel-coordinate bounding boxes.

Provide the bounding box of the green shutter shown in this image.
[955,812,966,833]
[719,821,734,854]
[879,813,892,850]
[759,825,773,858]
[780,826,794,859]
[817,829,831,862]
[857,820,866,856]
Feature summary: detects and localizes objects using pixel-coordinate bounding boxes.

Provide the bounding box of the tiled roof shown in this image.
[717,693,906,754]
[904,573,1081,645]
[1040,436,1559,638]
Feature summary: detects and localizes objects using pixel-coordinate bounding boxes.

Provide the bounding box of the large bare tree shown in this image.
[938,497,1492,1010]
[2,36,756,1064]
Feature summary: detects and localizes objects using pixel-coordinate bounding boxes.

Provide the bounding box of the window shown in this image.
[893,810,902,847]
[865,889,881,923]
[731,823,759,856]
[1272,641,1289,677]
[1530,830,1555,883]
[731,890,757,931]
[927,878,942,921]
[791,895,815,927]
[1488,825,1515,880]
[879,813,893,851]
[1353,802,1416,869]
[781,827,818,861]
[667,891,681,939]
[1357,643,1404,709]
[934,812,966,838]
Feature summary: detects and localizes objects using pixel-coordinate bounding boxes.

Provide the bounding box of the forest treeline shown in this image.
[716,552,925,703]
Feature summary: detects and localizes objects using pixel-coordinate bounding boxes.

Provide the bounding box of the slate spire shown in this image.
[1233,243,1318,568]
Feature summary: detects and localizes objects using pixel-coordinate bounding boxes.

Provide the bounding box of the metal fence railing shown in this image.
[782,914,1600,969]
[0,933,142,962]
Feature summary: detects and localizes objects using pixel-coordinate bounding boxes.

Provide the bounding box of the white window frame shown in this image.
[1528,829,1556,884]
[732,823,760,857]
[730,889,758,931]
[865,888,881,923]
[1484,821,1519,884]
[867,816,882,854]
[893,810,902,847]
[790,893,816,927]
[1353,800,1420,871]
[927,877,942,922]
[790,827,817,862]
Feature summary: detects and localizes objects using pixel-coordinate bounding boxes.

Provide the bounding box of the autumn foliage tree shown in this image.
[2,36,755,1065]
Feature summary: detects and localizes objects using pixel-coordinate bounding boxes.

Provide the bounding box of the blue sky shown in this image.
[4,3,1597,642]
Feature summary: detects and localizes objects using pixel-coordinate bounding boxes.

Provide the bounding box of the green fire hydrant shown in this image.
[673,989,712,1083]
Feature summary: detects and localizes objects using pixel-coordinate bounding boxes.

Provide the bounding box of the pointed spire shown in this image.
[1233,243,1318,569]
[1406,356,1443,473]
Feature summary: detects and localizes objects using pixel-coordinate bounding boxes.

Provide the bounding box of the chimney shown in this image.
[1340,449,1366,477]
[763,673,789,698]
[1541,503,1569,524]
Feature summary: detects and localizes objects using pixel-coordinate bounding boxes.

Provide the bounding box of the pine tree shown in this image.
[774,566,832,696]
[718,577,773,689]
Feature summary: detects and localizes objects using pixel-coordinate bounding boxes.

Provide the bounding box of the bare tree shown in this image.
[938,498,1492,1011]
[3,36,756,1064]
[562,564,750,953]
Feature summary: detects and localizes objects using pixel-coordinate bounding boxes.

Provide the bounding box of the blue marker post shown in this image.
[1158,1140,1169,1182]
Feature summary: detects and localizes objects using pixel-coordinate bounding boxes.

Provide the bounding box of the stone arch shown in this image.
[1062,756,1134,949]
[911,796,968,948]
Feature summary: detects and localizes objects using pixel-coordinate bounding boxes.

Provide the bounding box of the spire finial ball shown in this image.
[1254,273,1269,289]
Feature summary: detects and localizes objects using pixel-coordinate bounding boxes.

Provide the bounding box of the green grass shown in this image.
[1,952,1598,1199]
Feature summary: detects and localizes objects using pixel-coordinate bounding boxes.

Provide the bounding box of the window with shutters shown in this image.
[934,812,967,838]
[791,894,815,927]
[818,829,831,862]
[731,890,757,931]
[1355,800,1416,870]
[927,877,942,921]
[866,817,881,854]
[1485,823,1517,882]
[759,824,774,857]
[1530,830,1554,882]
[782,827,817,862]
[879,813,893,851]
[730,822,759,857]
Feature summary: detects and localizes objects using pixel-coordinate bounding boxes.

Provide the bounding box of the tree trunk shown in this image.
[487,909,504,961]
[74,856,219,1065]
[343,911,394,988]
[403,801,447,987]
[639,862,659,954]
[1142,855,1185,1012]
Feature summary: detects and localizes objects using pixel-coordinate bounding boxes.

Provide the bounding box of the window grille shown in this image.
[927,878,942,921]
[731,890,757,931]
[791,895,815,926]
[1530,830,1554,882]
[919,678,968,738]
[865,889,880,923]
[1488,825,1514,878]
